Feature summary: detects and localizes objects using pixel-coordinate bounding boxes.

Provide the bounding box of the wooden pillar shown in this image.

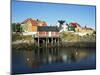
[37,32,40,56]
[58,38,59,46]
[48,38,49,43]
[38,32,39,47]
[51,37,53,46]
[55,38,56,46]
[46,37,47,47]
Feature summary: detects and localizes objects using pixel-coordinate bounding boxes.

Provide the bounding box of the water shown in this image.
[12,47,96,74]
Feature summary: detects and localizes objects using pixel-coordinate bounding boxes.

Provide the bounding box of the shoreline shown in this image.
[12,41,96,50]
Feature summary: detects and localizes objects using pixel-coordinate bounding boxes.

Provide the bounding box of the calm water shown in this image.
[12,47,96,74]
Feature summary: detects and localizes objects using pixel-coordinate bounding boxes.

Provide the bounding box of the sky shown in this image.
[12,0,96,29]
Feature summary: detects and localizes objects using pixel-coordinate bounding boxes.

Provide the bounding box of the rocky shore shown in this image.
[12,41,96,51]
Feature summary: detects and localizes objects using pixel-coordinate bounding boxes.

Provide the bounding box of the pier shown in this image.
[34,37,60,47]
[33,26,60,47]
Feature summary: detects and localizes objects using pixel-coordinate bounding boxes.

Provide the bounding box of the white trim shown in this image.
[22,32,37,35]
[49,31,51,37]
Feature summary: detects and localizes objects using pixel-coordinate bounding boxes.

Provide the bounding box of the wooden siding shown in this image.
[36,31,59,37]
[32,26,37,32]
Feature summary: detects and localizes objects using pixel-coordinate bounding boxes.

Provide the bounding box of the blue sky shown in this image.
[12,1,96,29]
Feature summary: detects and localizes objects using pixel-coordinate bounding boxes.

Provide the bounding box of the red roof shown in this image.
[70,22,78,27]
[22,18,38,26]
[22,18,47,26]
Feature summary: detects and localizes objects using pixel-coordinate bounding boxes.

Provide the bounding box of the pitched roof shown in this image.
[70,22,81,27]
[22,18,38,26]
[21,18,47,26]
[37,26,59,32]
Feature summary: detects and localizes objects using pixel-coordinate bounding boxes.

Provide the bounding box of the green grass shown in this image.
[60,32,80,42]
[60,32,96,42]
[12,33,33,41]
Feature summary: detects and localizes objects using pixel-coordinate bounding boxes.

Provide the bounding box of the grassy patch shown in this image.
[12,33,33,41]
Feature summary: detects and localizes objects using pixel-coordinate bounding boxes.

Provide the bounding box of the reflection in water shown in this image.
[21,47,95,67]
[12,47,96,74]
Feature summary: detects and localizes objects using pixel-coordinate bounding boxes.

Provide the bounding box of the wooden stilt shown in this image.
[52,37,53,46]
[48,38,49,43]
[37,32,40,56]
[38,37,39,47]
[55,38,56,46]
[46,37,47,47]
[58,38,59,46]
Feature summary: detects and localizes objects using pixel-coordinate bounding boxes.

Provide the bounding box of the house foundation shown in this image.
[34,37,60,47]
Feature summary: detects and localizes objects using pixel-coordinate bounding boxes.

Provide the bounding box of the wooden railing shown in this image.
[34,32,59,37]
